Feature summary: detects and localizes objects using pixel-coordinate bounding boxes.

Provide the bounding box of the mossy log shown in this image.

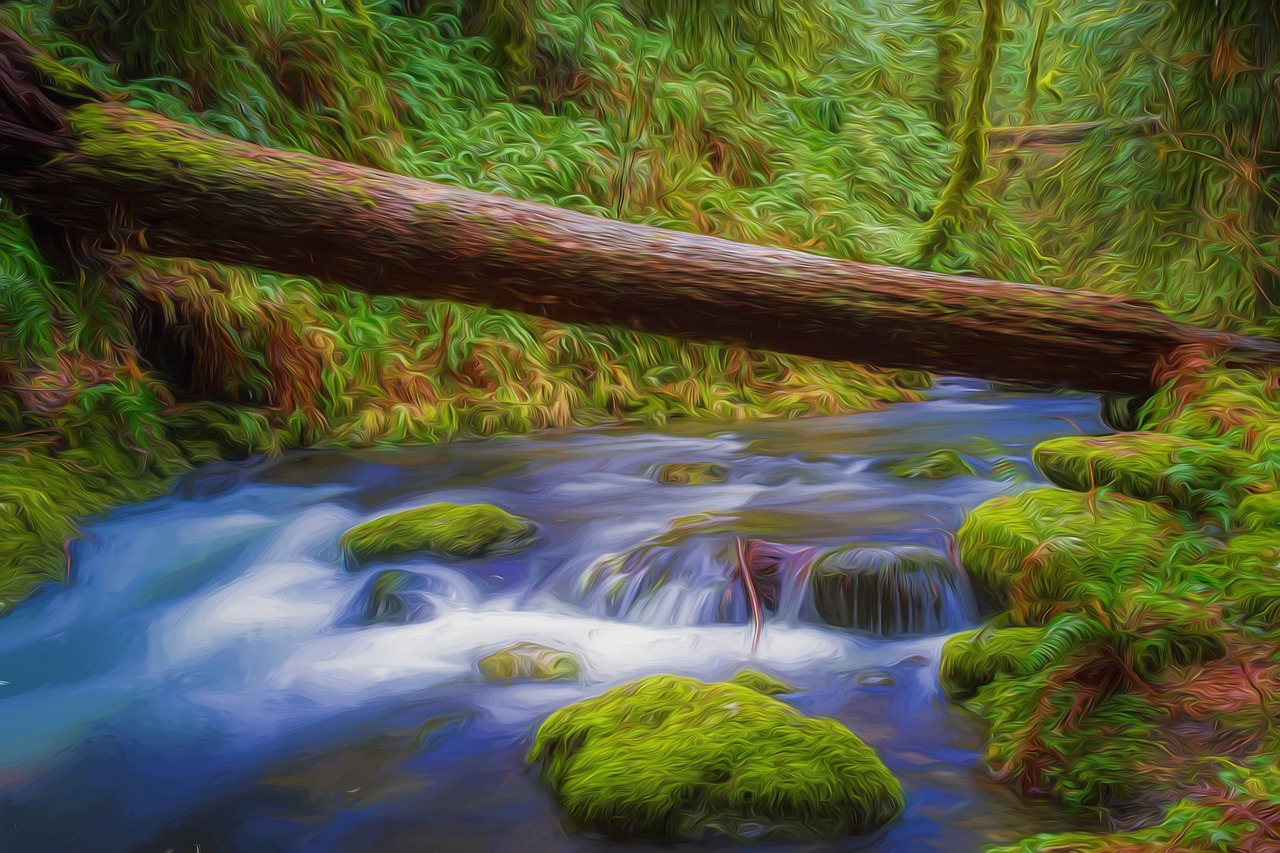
[0,32,1276,395]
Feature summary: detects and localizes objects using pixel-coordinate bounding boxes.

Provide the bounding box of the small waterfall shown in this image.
[554,531,818,627]
[806,544,974,636]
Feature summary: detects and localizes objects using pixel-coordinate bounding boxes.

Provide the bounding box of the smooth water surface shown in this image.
[0,379,1108,852]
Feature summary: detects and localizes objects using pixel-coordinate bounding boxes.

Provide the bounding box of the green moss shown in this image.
[1033,433,1252,509]
[528,674,903,840]
[727,668,797,695]
[939,626,1044,701]
[887,449,977,479]
[341,502,535,566]
[478,642,581,682]
[809,544,959,635]
[655,462,727,485]
[957,488,1187,622]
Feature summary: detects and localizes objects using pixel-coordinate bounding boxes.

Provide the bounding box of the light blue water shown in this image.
[0,379,1107,852]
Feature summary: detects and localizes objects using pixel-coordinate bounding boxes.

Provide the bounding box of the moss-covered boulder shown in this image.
[341,502,536,567]
[478,642,581,682]
[728,668,797,695]
[357,568,438,624]
[888,449,978,479]
[810,544,962,635]
[1032,433,1251,508]
[655,462,728,485]
[939,626,1044,700]
[528,675,903,840]
[957,488,1187,623]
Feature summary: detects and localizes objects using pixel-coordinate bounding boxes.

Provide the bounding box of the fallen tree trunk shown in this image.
[0,45,1274,395]
[987,116,1162,149]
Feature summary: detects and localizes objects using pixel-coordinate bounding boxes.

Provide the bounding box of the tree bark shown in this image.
[0,91,1275,395]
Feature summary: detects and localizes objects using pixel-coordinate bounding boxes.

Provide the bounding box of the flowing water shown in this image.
[0,379,1108,852]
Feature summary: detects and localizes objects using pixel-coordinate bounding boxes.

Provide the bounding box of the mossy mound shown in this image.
[342,502,535,567]
[528,674,904,840]
[957,488,1187,622]
[1235,490,1280,531]
[655,462,728,485]
[810,544,962,635]
[939,626,1044,700]
[728,668,797,695]
[478,642,582,682]
[888,449,978,480]
[1032,433,1250,508]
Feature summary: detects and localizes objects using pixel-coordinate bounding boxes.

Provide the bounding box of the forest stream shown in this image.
[0,379,1109,852]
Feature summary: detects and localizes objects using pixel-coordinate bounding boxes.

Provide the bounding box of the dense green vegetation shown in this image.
[0,0,1278,848]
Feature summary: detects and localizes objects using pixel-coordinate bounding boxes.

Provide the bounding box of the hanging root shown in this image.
[736,536,764,654]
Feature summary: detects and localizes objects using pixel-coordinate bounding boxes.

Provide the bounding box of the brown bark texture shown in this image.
[0,34,1272,396]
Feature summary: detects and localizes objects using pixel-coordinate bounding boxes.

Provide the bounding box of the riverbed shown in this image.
[0,379,1106,851]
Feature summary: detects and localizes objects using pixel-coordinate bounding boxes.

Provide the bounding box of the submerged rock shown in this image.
[655,462,728,485]
[856,671,895,687]
[341,502,536,568]
[528,674,903,841]
[809,544,965,635]
[888,449,978,480]
[478,642,581,682]
[727,668,797,695]
[357,568,440,624]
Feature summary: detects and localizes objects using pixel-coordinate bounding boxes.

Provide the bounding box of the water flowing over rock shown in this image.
[561,530,818,626]
[478,642,581,682]
[809,544,972,636]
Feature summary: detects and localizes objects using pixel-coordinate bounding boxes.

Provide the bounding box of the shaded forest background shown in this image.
[0,0,1274,600]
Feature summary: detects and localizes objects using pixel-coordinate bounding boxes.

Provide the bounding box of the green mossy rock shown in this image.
[1236,491,1280,531]
[888,449,978,479]
[727,668,797,695]
[478,642,582,682]
[1033,433,1251,508]
[528,674,904,840]
[810,544,959,635]
[655,462,728,485]
[957,488,1186,623]
[360,568,437,624]
[342,502,535,567]
[939,626,1044,700]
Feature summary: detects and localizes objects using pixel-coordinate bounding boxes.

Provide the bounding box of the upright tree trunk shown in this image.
[918,0,1004,267]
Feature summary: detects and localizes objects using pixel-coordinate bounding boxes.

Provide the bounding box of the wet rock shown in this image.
[477,642,581,683]
[809,545,965,636]
[529,674,903,840]
[856,671,895,687]
[357,569,438,624]
[888,449,977,480]
[655,462,728,485]
[341,502,536,568]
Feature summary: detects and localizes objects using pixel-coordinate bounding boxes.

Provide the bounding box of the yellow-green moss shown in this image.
[727,668,797,695]
[939,626,1044,700]
[478,642,581,682]
[528,674,903,840]
[341,502,535,566]
[1033,433,1251,508]
[655,462,728,485]
[888,449,977,479]
[957,488,1187,622]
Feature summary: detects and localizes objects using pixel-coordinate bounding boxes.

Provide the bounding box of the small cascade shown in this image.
[550,528,819,626]
[806,544,974,636]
